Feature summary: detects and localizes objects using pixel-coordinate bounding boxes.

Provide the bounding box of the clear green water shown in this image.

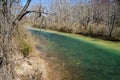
[30,29,120,80]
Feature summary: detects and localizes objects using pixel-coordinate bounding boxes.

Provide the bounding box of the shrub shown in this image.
[19,41,31,57]
[112,28,120,40]
[23,43,31,57]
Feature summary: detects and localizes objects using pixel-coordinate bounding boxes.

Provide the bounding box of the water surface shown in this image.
[30,29,120,80]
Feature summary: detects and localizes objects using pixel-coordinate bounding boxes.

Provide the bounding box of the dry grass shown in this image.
[38,21,120,40]
[87,24,108,36]
[112,27,120,40]
[13,24,61,80]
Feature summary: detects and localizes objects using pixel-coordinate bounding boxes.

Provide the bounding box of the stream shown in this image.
[29,28,120,80]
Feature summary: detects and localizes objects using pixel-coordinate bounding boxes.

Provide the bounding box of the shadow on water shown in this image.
[30,29,120,80]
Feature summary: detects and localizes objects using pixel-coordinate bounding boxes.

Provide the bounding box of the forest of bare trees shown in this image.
[31,0,120,40]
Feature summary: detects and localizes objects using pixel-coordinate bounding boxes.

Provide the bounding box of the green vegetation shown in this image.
[20,41,31,57]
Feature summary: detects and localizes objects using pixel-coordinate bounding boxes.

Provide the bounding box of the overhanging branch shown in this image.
[13,0,31,24]
[18,10,49,20]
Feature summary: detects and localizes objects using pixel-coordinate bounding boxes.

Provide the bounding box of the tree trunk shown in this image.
[108,14,116,38]
[0,15,15,80]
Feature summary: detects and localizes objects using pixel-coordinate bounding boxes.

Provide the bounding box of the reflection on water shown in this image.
[30,29,120,80]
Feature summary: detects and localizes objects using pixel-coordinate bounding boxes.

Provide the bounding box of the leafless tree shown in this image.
[0,0,43,80]
[107,0,120,38]
[30,0,120,39]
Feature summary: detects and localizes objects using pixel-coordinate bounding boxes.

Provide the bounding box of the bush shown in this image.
[112,28,120,40]
[19,41,31,57]
[23,43,31,57]
[91,24,107,36]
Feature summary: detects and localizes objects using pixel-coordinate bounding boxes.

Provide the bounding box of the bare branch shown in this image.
[13,0,31,24]
[17,10,49,21]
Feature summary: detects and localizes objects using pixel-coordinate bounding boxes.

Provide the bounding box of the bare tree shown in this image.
[0,0,43,80]
[107,0,120,38]
[41,0,120,39]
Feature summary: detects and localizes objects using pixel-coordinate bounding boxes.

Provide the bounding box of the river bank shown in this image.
[14,47,61,80]
[13,25,62,80]
[15,40,62,80]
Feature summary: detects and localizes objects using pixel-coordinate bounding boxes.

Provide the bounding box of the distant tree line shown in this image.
[31,0,120,40]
